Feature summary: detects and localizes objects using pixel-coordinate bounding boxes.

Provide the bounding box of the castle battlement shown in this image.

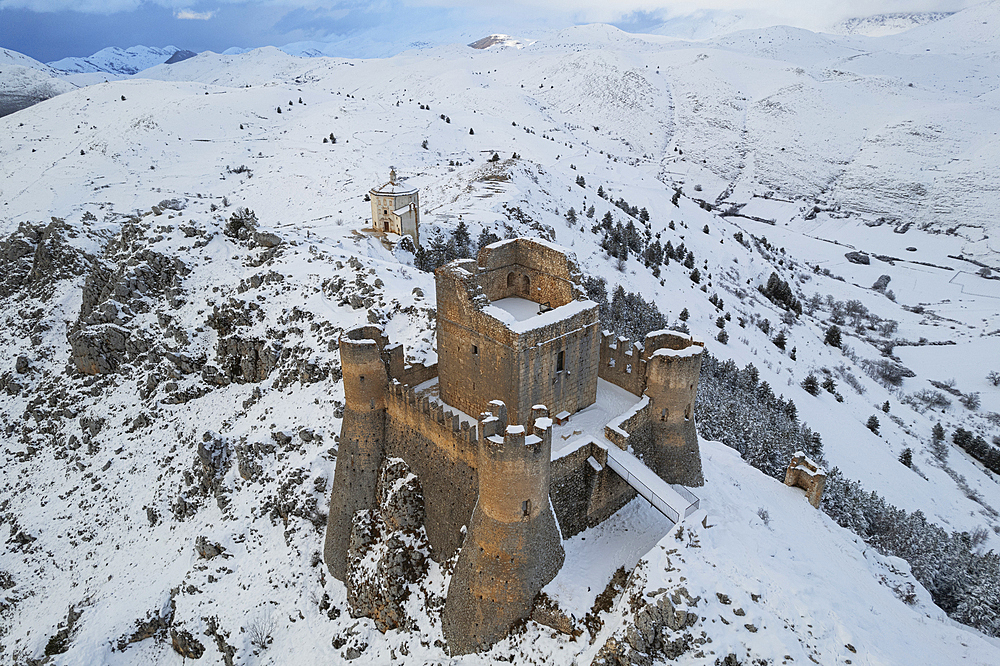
[387,379,479,447]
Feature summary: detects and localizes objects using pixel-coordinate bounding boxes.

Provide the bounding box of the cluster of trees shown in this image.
[696,355,821,480]
[592,211,695,277]
[580,275,668,341]
[414,220,479,272]
[822,470,1000,636]
[953,427,1000,475]
[759,272,802,315]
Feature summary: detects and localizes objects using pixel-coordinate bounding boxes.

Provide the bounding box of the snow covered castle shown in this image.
[325,237,704,654]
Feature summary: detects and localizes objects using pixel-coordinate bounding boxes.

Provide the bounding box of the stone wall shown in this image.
[642,341,705,487]
[384,381,479,560]
[550,442,637,538]
[599,332,647,396]
[476,238,579,307]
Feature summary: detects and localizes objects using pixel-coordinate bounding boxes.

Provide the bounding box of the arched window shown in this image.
[522,274,531,293]
[684,404,691,421]
[507,271,516,288]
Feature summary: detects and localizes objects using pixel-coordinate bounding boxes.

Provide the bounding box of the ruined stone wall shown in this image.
[476,239,577,307]
[550,442,637,538]
[598,332,647,397]
[384,382,479,560]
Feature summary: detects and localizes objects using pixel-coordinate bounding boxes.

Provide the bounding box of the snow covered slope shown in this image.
[1,4,1000,663]
[0,47,76,117]
[47,45,184,76]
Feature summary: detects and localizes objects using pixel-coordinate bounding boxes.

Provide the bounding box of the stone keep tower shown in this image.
[370,168,419,246]
[435,237,600,426]
[442,403,564,655]
[323,326,389,580]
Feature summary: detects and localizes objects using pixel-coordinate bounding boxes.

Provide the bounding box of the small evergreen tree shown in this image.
[597,185,605,198]
[689,268,701,283]
[477,228,500,250]
[453,220,471,258]
[824,325,842,347]
[469,127,474,135]
[717,329,729,344]
[899,448,913,467]
[802,374,820,396]
[773,331,787,350]
[422,139,428,149]
[679,308,689,321]
[576,175,586,187]
[586,205,595,219]
[565,208,577,226]
[882,401,890,413]
[866,415,881,435]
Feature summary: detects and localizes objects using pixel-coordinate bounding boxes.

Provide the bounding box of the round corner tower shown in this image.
[642,331,705,487]
[442,403,565,655]
[324,326,390,580]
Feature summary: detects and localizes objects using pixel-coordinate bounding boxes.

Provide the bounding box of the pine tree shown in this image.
[802,374,820,396]
[899,448,913,467]
[597,185,605,198]
[586,205,595,219]
[565,208,577,226]
[576,175,586,187]
[866,415,881,435]
[453,220,471,258]
[824,325,842,347]
[773,331,787,350]
[679,308,689,321]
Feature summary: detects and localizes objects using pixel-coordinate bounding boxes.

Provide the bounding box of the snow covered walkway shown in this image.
[603,444,700,523]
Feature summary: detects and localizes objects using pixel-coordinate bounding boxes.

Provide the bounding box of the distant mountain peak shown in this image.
[468,34,530,50]
[831,11,955,36]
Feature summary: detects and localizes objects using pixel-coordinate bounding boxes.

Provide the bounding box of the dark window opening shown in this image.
[684,404,691,421]
[359,375,365,384]
[473,345,479,355]
[661,408,668,422]
[507,271,516,288]
[522,499,531,517]
[556,350,565,372]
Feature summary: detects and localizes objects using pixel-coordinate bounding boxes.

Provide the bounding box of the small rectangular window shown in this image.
[359,375,365,383]
[556,350,565,372]
[522,499,531,517]
[472,345,478,355]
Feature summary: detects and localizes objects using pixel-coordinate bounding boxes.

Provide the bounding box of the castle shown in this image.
[369,168,419,245]
[325,237,704,654]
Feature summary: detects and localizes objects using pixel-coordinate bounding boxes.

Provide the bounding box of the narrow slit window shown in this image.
[359,375,365,384]
[661,408,668,422]
[556,350,565,372]
[473,345,478,356]
[522,499,531,517]
[684,404,691,421]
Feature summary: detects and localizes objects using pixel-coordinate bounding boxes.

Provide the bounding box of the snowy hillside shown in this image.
[2,3,1000,664]
[47,45,185,76]
[0,48,76,117]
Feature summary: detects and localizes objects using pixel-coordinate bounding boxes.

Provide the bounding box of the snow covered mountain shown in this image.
[832,11,956,37]
[0,47,76,117]
[2,2,1000,663]
[47,45,185,76]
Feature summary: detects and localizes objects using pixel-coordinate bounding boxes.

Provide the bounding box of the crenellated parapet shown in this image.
[386,380,479,467]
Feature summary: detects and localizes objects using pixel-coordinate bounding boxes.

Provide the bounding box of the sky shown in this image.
[0,0,979,64]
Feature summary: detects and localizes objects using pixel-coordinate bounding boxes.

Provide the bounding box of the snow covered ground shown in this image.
[2,3,1000,663]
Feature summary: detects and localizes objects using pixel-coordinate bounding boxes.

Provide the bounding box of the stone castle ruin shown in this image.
[325,237,704,654]
[369,168,419,246]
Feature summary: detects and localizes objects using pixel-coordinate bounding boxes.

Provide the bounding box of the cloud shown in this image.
[174,8,215,20]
